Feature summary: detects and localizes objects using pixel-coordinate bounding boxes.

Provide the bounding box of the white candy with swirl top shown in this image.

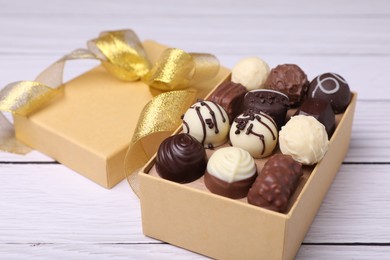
[207,147,257,183]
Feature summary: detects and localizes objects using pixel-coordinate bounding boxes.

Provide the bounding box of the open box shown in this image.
[140,85,357,259]
[13,41,231,188]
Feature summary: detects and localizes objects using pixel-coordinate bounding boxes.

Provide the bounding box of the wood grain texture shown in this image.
[0,0,389,259]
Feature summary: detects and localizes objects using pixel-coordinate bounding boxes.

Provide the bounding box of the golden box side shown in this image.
[140,172,287,259]
[14,113,108,186]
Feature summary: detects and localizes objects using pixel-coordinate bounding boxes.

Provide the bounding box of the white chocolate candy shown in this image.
[229,112,278,158]
[279,115,329,165]
[182,100,230,148]
[231,57,270,91]
[207,147,257,183]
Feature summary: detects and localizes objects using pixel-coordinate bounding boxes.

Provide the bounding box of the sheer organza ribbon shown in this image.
[0,29,220,196]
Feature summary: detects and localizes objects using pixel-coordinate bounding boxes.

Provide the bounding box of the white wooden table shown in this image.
[1,1,390,259]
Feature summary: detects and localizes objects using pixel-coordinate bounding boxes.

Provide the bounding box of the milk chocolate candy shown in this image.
[247,154,303,213]
[205,147,257,199]
[243,89,289,129]
[208,81,247,123]
[155,133,207,183]
[265,64,309,107]
[295,98,336,137]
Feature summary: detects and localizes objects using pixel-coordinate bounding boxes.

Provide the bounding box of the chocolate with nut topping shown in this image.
[247,154,303,213]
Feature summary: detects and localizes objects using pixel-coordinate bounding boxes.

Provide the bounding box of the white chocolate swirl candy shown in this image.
[230,112,278,158]
[207,147,257,183]
[182,100,230,148]
[279,115,329,165]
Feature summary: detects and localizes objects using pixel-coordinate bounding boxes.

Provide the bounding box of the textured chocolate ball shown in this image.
[155,133,207,183]
[265,64,309,107]
[307,73,351,114]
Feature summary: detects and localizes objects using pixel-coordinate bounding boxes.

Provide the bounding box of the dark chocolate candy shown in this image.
[307,73,351,114]
[204,170,257,200]
[243,89,289,129]
[155,133,207,183]
[208,81,247,123]
[247,154,303,213]
[295,98,336,137]
[265,64,309,107]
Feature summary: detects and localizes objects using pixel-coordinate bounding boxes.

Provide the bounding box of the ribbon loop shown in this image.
[143,48,220,92]
[89,30,150,81]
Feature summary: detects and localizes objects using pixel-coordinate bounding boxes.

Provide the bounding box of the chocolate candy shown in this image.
[231,57,270,90]
[230,111,278,159]
[247,154,303,213]
[243,89,289,129]
[182,100,230,149]
[279,115,329,165]
[205,147,257,199]
[265,64,309,107]
[295,98,336,137]
[208,81,247,123]
[307,73,351,114]
[155,133,207,183]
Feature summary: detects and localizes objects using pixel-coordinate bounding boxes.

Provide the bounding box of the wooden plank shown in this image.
[0,243,388,259]
[1,0,390,15]
[0,15,389,56]
[304,164,390,243]
[297,245,390,259]
[0,164,389,244]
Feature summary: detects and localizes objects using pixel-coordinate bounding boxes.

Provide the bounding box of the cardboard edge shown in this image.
[282,92,358,260]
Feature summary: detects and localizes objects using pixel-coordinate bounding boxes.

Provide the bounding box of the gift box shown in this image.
[139,87,357,259]
[13,40,230,188]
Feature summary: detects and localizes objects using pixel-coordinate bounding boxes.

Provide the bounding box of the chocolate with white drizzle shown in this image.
[182,100,230,149]
[307,72,351,114]
[229,111,278,158]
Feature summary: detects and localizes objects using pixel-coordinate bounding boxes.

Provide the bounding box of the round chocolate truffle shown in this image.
[307,73,351,114]
[243,89,289,129]
[230,111,278,159]
[182,100,230,149]
[231,57,270,90]
[279,115,329,165]
[205,147,257,199]
[155,133,207,183]
[265,64,309,107]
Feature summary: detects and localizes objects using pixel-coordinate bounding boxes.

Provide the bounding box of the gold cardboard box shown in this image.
[140,91,357,259]
[13,41,230,188]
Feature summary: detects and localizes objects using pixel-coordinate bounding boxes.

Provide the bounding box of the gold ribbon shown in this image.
[0,29,219,196]
[124,89,198,196]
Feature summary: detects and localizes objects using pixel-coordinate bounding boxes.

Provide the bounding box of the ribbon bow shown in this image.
[0,29,220,195]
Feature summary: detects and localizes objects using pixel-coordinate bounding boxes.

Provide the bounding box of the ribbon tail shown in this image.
[124,89,197,197]
[0,113,32,154]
